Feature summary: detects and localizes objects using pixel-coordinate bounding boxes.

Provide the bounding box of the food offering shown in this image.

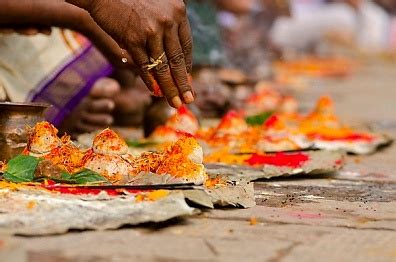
[0,122,202,235]
[200,111,251,151]
[296,97,392,154]
[200,96,391,156]
[198,111,311,155]
[274,57,355,79]
[243,82,298,117]
[149,105,200,144]
[202,109,345,180]
[0,121,255,215]
[141,86,390,157]
[2,121,208,186]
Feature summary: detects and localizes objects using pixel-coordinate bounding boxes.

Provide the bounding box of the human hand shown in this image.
[0,0,133,69]
[60,77,120,135]
[68,0,194,108]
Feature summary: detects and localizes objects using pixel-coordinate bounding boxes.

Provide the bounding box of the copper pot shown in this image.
[0,102,49,161]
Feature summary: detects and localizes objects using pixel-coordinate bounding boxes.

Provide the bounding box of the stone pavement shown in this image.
[2,61,396,262]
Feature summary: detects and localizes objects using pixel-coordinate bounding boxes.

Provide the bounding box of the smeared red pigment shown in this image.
[308,133,374,142]
[152,74,192,98]
[178,105,189,115]
[263,115,279,128]
[245,152,309,168]
[334,159,343,166]
[152,80,164,97]
[177,131,195,138]
[176,105,196,121]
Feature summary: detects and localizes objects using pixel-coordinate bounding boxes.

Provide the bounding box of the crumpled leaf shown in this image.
[59,169,107,184]
[127,140,158,148]
[3,155,40,183]
[245,112,273,126]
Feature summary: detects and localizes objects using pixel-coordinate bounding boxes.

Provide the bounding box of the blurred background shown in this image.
[1,0,396,137]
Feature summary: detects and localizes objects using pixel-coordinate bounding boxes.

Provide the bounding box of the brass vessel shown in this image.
[0,102,49,161]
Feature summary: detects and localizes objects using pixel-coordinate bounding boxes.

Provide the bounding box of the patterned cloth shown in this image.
[0,29,112,126]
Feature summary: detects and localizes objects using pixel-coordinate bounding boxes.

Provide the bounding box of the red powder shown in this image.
[223,110,239,120]
[177,131,195,138]
[215,110,245,131]
[178,105,189,115]
[176,105,196,122]
[152,81,164,97]
[263,115,279,128]
[335,159,344,166]
[245,152,309,168]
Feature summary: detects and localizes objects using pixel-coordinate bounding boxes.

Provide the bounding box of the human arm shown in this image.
[0,0,132,68]
[66,0,194,108]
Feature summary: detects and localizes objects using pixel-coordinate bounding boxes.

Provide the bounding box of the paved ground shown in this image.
[2,61,396,262]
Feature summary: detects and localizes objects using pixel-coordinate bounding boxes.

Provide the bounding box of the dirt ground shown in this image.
[2,61,396,262]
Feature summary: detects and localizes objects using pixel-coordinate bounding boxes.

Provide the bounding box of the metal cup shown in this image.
[0,102,49,161]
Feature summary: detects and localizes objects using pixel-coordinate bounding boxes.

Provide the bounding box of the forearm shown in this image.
[0,0,90,30]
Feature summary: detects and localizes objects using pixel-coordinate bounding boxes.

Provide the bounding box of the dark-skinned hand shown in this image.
[67,0,194,108]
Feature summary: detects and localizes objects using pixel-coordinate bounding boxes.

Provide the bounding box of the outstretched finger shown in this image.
[164,25,193,104]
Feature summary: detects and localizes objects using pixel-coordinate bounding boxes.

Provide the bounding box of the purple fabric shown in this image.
[27,44,113,126]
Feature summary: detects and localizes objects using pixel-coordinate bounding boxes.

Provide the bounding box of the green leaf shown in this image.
[3,155,40,183]
[245,112,273,126]
[55,169,107,184]
[127,140,158,148]
[61,172,73,181]
[72,169,107,184]
[3,172,31,183]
